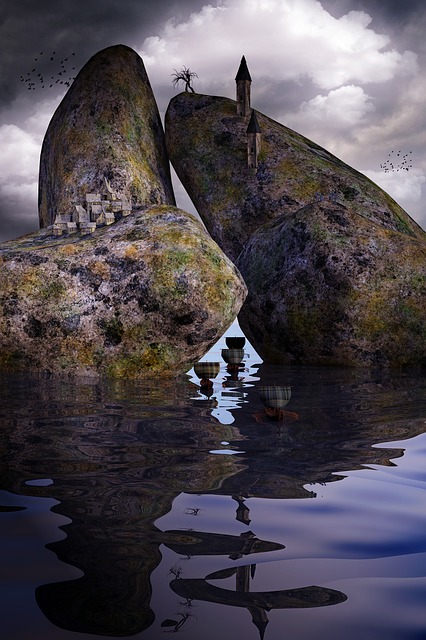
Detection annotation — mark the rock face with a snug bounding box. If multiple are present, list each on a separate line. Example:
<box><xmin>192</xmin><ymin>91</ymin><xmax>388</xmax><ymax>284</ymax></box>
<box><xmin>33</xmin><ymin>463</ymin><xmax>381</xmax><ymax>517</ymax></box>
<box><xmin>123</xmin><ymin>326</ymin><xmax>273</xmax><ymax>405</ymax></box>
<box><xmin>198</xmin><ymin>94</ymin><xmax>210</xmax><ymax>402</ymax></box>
<box><xmin>237</xmin><ymin>201</ymin><xmax>426</xmax><ymax>367</ymax></box>
<box><xmin>0</xmin><ymin>206</ymin><xmax>247</xmax><ymax>378</ymax></box>
<box><xmin>165</xmin><ymin>93</ymin><xmax>424</xmax><ymax>262</ymax></box>
<box><xmin>166</xmin><ymin>93</ymin><xmax>426</xmax><ymax>367</ymax></box>
<box><xmin>39</xmin><ymin>45</ymin><xmax>175</xmax><ymax>228</ymax></box>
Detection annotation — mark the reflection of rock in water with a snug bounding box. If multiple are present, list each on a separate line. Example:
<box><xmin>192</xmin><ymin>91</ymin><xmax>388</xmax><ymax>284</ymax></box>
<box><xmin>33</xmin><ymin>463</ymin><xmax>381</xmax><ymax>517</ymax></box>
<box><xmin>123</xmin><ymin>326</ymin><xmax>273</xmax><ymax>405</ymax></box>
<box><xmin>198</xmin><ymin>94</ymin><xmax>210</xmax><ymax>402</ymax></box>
<box><xmin>35</xmin><ymin>545</ymin><xmax>158</xmax><ymax>635</ymax></box>
<box><xmin>163</xmin><ymin>529</ymin><xmax>284</xmax><ymax>559</ymax></box>
<box><xmin>0</xmin><ymin>369</ymin><xmax>425</xmax><ymax>636</ymax></box>
<box><xmin>0</xmin><ymin>375</ymin><xmax>245</xmax><ymax>636</ymax></box>
<box><xmin>170</xmin><ymin>571</ymin><xmax>347</xmax><ymax>640</ymax></box>
<box><xmin>171</xmin><ymin>576</ymin><xmax>347</xmax><ymax>609</ymax></box>
<box><xmin>164</xmin><ymin>523</ymin><xmax>346</xmax><ymax>638</ymax></box>
<box><xmin>209</xmin><ymin>365</ymin><xmax>426</xmax><ymax>499</ymax></box>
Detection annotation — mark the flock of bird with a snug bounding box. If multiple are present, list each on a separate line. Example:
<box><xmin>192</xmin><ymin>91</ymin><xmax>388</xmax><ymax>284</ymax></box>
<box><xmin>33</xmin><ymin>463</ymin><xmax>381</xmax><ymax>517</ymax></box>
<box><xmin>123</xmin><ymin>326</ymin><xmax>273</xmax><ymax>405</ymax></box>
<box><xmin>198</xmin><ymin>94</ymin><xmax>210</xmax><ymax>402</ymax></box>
<box><xmin>17</xmin><ymin>57</ymin><xmax>418</xmax><ymax>179</ymax></box>
<box><xmin>20</xmin><ymin>50</ymin><xmax>77</xmax><ymax>91</ymax></box>
<box><xmin>380</xmin><ymin>150</ymin><xmax>413</xmax><ymax>173</ymax></box>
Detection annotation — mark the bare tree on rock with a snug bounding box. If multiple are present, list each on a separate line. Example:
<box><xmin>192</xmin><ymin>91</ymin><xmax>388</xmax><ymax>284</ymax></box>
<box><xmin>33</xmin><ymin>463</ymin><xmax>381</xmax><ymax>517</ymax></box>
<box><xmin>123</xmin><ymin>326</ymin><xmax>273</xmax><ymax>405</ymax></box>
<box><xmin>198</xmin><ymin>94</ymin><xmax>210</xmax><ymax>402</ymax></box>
<box><xmin>172</xmin><ymin>66</ymin><xmax>198</xmax><ymax>93</ymax></box>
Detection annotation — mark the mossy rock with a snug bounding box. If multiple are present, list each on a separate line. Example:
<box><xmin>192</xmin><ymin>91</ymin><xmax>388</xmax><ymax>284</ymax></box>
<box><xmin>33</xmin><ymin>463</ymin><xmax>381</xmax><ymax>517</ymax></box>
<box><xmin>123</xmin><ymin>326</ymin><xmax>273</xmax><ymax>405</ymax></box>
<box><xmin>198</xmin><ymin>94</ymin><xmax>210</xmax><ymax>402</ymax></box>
<box><xmin>237</xmin><ymin>201</ymin><xmax>426</xmax><ymax>367</ymax></box>
<box><xmin>165</xmin><ymin>93</ymin><xmax>424</xmax><ymax>262</ymax></box>
<box><xmin>39</xmin><ymin>45</ymin><xmax>175</xmax><ymax>227</ymax></box>
<box><xmin>0</xmin><ymin>206</ymin><xmax>247</xmax><ymax>378</ymax></box>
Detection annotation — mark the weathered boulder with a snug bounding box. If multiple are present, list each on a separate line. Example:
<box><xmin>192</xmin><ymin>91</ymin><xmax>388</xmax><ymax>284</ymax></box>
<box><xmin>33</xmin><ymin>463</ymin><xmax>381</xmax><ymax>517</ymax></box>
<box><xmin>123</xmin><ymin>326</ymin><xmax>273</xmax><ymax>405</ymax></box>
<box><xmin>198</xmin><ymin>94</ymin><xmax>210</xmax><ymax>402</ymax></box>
<box><xmin>165</xmin><ymin>93</ymin><xmax>424</xmax><ymax>262</ymax></box>
<box><xmin>0</xmin><ymin>206</ymin><xmax>247</xmax><ymax>378</ymax></box>
<box><xmin>39</xmin><ymin>44</ymin><xmax>175</xmax><ymax>228</ymax></box>
<box><xmin>237</xmin><ymin>201</ymin><xmax>426</xmax><ymax>367</ymax></box>
<box><xmin>166</xmin><ymin>92</ymin><xmax>426</xmax><ymax>367</ymax></box>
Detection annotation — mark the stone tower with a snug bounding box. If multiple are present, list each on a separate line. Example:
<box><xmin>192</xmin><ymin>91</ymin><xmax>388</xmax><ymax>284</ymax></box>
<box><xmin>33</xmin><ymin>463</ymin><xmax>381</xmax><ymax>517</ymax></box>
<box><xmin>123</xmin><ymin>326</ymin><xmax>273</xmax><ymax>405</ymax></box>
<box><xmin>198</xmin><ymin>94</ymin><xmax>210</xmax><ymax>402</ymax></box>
<box><xmin>247</xmin><ymin>110</ymin><xmax>261</xmax><ymax>172</ymax></box>
<box><xmin>235</xmin><ymin>56</ymin><xmax>252</xmax><ymax>117</ymax></box>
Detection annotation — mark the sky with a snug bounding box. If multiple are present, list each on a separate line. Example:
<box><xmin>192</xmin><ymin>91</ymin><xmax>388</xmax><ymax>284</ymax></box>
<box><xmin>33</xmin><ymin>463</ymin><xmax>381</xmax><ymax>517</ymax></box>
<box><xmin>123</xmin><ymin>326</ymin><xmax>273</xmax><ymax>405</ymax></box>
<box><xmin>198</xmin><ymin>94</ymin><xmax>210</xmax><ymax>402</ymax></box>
<box><xmin>1</xmin><ymin>0</ymin><xmax>426</xmax><ymax>242</ymax></box>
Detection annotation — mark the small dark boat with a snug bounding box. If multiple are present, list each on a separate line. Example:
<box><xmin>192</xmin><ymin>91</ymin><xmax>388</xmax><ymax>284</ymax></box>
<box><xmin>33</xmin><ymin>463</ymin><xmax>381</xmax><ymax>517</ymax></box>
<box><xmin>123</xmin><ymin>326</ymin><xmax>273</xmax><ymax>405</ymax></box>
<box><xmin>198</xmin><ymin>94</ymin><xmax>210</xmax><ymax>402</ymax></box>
<box><xmin>226</xmin><ymin>336</ymin><xmax>246</xmax><ymax>349</ymax></box>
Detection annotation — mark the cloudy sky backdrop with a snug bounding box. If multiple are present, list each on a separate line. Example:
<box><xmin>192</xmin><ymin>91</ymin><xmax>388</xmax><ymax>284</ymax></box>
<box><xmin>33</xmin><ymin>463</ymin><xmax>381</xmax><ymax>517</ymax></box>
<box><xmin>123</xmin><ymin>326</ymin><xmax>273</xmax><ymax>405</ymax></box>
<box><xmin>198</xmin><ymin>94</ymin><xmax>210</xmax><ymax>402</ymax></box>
<box><xmin>1</xmin><ymin>0</ymin><xmax>426</xmax><ymax>242</ymax></box>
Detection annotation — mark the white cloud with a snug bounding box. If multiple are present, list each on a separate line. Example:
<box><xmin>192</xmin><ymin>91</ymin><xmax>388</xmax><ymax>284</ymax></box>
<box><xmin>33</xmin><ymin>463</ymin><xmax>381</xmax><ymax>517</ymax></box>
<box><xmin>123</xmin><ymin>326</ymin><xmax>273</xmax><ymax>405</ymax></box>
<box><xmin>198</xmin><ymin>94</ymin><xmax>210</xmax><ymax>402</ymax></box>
<box><xmin>24</xmin><ymin>97</ymin><xmax>62</xmax><ymax>139</ymax></box>
<box><xmin>137</xmin><ymin>0</ymin><xmax>417</xmax><ymax>107</ymax></box>
<box><xmin>285</xmin><ymin>85</ymin><xmax>374</xmax><ymax>135</ymax></box>
<box><xmin>1</xmin><ymin>179</ymin><xmax>38</xmax><ymax>201</ymax></box>
<box><xmin>0</xmin><ymin>123</ymin><xmax>42</xmax><ymax>240</ymax></box>
<box><xmin>0</xmin><ymin>124</ymin><xmax>40</xmax><ymax>182</ymax></box>
<box><xmin>363</xmin><ymin>169</ymin><xmax>425</xmax><ymax>205</ymax></box>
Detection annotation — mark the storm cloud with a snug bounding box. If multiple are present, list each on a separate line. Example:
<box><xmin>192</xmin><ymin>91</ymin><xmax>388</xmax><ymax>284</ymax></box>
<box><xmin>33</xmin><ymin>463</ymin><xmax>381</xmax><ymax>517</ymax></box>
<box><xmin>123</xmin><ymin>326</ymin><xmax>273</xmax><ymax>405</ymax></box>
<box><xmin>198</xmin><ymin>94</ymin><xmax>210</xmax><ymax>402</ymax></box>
<box><xmin>0</xmin><ymin>0</ymin><xmax>425</xmax><ymax>241</ymax></box>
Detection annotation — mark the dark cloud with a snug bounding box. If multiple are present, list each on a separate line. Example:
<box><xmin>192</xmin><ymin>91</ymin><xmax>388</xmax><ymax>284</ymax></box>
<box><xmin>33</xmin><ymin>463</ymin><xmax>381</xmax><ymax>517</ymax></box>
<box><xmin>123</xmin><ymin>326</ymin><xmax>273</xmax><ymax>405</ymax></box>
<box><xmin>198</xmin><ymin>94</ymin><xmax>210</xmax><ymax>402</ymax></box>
<box><xmin>255</xmin><ymin>77</ymin><xmax>320</xmax><ymax>120</ymax></box>
<box><xmin>0</xmin><ymin>205</ymin><xmax>38</xmax><ymax>243</ymax></box>
<box><xmin>0</xmin><ymin>0</ymin><xmax>201</xmax><ymax>110</ymax></box>
<box><xmin>322</xmin><ymin>0</ymin><xmax>423</xmax><ymax>24</ymax></box>
<box><xmin>0</xmin><ymin>0</ymin><xmax>207</xmax><ymax>241</ymax></box>
<box><xmin>1</xmin><ymin>0</ymin><xmax>426</xmax><ymax>241</ymax></box>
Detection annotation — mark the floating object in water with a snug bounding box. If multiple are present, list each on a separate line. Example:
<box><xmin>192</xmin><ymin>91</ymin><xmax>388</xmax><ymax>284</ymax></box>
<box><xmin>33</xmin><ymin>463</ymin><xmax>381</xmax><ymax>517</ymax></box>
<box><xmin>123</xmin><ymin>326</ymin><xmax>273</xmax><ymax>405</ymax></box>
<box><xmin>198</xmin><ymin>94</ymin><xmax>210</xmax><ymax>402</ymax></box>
<box><xmin>226</xmin><ymin>336</ymin><xmax>246</xmax><ymax>349</ymax></box>
<box><xmin>194</xmin><ymin>362</ymin><xmax>220</xmax><ymax>380</ymax></box>
<box><xmin>258</xmin><ymin>385</ymin><xmax>291</xmax><ymax>408</ymax></box>
<box><xmin>221</xmin><ymin>348</ymin><xmax>244</xmax><ymax>365</ymax></box>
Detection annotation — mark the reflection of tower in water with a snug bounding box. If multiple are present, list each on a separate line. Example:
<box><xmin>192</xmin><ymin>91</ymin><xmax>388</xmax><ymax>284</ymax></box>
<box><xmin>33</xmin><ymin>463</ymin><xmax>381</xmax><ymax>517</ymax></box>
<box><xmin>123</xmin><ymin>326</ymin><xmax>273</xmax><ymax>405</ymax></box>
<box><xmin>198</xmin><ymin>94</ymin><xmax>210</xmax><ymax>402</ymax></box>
<box><xmin>169</xmin><ymin>549</ymin><xmax>347</xmax><ymax>640</ymax></box>
<box><xmin>165</xmin><ymin>496</ymin><xmax>346</xmax><ymax>639</ymax></box>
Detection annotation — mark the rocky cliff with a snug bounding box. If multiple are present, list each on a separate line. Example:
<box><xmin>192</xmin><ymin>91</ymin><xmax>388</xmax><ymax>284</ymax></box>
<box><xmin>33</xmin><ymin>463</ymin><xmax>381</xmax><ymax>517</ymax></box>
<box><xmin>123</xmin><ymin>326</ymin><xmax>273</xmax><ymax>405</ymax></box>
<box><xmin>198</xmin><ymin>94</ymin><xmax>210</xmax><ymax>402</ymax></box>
<box><xmin>237</xmin><ymin>201</ymin><xmax>426</xmax><ymax>367</ymax></box>
<box><xmin>165</xmin><ymin>93</ymin><xmax>424</xmax><ymax>262</ymax></box>
<box><xmin>39</xmin><ymin>44</ymin><xmax>175</xmax><ymax>228</ymax></box>
<box><xmin>166</xmin><ymin>92</ymin><xmax>426</xmax><ymax>367</ymax></box>
<box><xmin>0</xmin><ymin>206</ymin><xmax>247</xmax><ymax>378</ymax></box>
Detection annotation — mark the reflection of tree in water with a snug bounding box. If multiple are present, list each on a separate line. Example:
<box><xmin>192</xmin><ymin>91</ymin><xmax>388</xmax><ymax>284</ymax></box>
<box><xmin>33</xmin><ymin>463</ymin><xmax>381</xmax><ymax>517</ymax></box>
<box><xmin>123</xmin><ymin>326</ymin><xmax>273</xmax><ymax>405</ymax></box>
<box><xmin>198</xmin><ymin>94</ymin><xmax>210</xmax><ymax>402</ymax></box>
<box><xmin>162</xmin><ymin>528</ymin><xmax>346</xmax><ymax>638</ymax></box>
<box><xmin>161</xmin><ymin>596</ymin><xmax>195</xmax><ymax>632</ymax></box>
<box><xmin>0</xmin><ymin>370</ymin><xmax>424</xmax><ymax>636</ymax></box>
<box><xmin>170</xmin><ymin>565</ymin><xmax>347</xmax><ymax>640</ymax></box>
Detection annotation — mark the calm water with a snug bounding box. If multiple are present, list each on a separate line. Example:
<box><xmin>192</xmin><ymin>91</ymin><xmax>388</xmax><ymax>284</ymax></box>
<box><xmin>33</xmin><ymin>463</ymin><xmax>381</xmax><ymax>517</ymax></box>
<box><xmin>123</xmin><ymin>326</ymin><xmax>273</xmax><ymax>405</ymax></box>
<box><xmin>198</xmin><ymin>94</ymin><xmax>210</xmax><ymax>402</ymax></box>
<box><xmin>1</xmin><ymin>330</ymin><xmax>426</xmax><ymax>640</ymax></box>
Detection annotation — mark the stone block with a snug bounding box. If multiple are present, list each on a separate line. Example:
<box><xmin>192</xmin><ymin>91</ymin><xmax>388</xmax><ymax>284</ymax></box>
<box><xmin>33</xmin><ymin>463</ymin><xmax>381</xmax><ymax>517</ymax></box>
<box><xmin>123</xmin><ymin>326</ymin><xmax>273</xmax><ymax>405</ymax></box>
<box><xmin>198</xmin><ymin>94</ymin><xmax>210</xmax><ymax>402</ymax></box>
<box><xmin>79</xmin><ymin>222</ymin><xmax>96</xmax><ymax>234</ymax></box>
<box><xmin>74</xmin><ymin>204</ymin><xmax>89</xmax><ymax>223</ymax></box>
<box><xmin>111</xmin><ymin>201</ymin><xmax>123</xmax><ymax>212</ymax></box>
<box><xmin>90</xmin><ymin>204</ymin><xmax>103</xmax><ymax>222</ymax></box>
<box><xmin>66</xmin><ymin>222</ymin><xmax>78</xmax><ymax>233</ymax></box>
<box><xmin>86</xmin><ymin>193</ymin><xmax>101</xmax><ymax>203</ymax></box>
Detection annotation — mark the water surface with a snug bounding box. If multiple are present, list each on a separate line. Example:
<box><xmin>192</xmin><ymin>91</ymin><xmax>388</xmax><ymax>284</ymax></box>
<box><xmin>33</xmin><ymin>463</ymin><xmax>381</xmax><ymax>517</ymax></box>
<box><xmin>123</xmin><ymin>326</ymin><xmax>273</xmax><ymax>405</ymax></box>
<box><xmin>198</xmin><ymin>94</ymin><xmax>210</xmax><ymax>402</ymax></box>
<box><xmin>1</xmin><ymin>337</ymin><xmax>425</xmax><ymax>640</ymax></box>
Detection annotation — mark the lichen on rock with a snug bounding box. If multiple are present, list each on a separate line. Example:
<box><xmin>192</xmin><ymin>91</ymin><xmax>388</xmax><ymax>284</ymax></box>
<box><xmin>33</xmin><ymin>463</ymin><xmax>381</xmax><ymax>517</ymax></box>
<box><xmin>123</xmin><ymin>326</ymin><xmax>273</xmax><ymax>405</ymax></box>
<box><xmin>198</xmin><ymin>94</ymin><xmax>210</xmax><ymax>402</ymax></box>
<box><xmin>237</xmin><ymin>201</ymin><xmax>426</xmax><ymax>367</ymax></box>
<box><xmin>0</xmin><ymin>206</ymin><xmax>247</xmax><ymax>378</ymax></box>
<box><xmin>165</xmin><ymin>93</ymin><xmax>424</xmax><ymax>263</ymax></box>
<box><xmin>166</xmin><ymin>91</ymin><xmax>426</xmax><ymax>368</ymax></box>
<box><xmin>39</xmin><ymin>44</ymin><xmax>175</xmax><ymax>228</ymax></box>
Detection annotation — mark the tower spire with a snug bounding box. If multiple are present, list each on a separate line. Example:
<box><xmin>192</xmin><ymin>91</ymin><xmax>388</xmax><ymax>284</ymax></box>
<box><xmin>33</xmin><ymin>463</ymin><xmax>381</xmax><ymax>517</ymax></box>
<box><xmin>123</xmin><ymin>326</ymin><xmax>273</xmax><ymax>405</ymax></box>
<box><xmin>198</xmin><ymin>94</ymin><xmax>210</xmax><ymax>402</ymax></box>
<box><xmin>235</xmin><ymin>55</ymin><xmax>252</xmax><ymax>117</ymax></box>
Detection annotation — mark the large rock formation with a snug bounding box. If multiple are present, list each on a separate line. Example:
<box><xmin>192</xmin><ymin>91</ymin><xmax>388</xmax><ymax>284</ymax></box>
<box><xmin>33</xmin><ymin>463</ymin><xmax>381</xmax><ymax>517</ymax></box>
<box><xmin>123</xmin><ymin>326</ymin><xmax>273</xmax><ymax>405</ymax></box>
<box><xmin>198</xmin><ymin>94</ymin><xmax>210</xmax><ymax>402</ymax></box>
<box><xmin>165</xmin><ymin>93</ymin><xmax>424</xmax><ymax>262</ymax></box>
<box><xmin>39</xmin><ymin>44</ymin><xmax>175</xmax><ymax>228</ymax></box>
<box><xmin>0</xmin><ymin>206</ymin><xmax>247</xmax><ymax>378</ymax></box>
<box><xmin>237</xmin><ymin>201</ymin><xmax>426</xmax><ymax>367</ymax></box>
<box><xmin>166</xmin><ymin>93</ymin><xmax>426</xmax><ymax>367</ymax></box>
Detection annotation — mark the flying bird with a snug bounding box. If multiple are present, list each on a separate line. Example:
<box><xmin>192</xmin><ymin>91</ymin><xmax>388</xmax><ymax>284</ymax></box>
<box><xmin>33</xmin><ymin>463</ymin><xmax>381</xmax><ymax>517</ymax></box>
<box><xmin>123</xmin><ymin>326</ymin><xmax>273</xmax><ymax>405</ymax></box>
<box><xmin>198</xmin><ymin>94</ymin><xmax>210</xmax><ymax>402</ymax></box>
<box><xmin>380</xmin><ymin>149</ymin><xmax>413</xmax><ymax>173</ymax></box>
<box><xmin>20</xmin><ymin>49</ymin><xmax>79</xmax><ymax>92</ymax></box>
